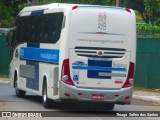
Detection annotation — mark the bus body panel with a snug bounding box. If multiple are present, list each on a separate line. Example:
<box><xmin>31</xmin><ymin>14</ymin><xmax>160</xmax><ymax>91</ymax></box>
<box><xmin>68</xmin><ymin>7</ymin><xmax>136</xmax><ymax>89</ymax></box>
<box><xmin>9</xmin><ymin>3</ymin><xmax>136</xmax><ymax>106</ymax></box>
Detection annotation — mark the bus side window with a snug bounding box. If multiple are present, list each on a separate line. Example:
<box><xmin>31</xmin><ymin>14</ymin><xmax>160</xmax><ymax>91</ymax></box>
<box><xmin>53</xmin><ymin>13</ymin><xmax>63</xmax><ymax>43</ymax></box>
<box><xmin>48</xmin><ymin>15</ymin><xmax>55</xmax><ymax>43</ymax></box>
<box><xmin>50</xmin><ymin>12</ymin><xmax>63</xmax><ymax>43</ymax></box>
<box><xmin>41</xmin><ymin>15</ymin><xmax>48</xmax><ymax>42</ymax></box>
<box><xmin>39</xmin><ymin>15</ymin><xmax>44</xmax><ymax>43</ymax></box>
<box><xmin>15</xmin><ymin>12</ymin><xmax>64</xmax><ymax>44</ymax></box>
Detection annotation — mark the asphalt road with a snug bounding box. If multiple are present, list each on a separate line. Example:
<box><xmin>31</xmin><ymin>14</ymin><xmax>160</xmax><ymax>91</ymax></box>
<box><xmin>0</xmin><ymin>84</ymin><xmax>160</xmax><ymax>120</ymax></box>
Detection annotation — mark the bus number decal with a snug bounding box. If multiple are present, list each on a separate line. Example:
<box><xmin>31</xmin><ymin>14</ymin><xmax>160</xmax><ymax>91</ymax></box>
<box><xmin>97</xmin><ymin>12</ymin><xmax>107</xmax><ymax>31</ymax></box>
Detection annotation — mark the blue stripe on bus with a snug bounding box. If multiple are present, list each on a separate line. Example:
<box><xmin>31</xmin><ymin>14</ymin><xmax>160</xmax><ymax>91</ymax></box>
<box><xmin>20</xmin><ymin>47</ymin><xmax>59</xmax><ymax>63</ymax></box>
<box><xmin>31</xmin><ymin>10</ymin><xmax>44</xmax><ymax>16</ymax></box>
<box><xmin>26</xmin><ymin>43</ymin><xmax>40</xmax><ymax>91</ymax></box>
<box><xmin>72</xmin><ymin>66</ymin><xmax>126</xmax><ymax>71</ymax></box>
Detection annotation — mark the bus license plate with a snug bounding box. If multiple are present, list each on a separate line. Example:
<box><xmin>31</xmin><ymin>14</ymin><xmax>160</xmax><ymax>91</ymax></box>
<box><xmin>92</xmin><ymin>94</ymin><xmax>104</xmax><ymax>100</ymax></box>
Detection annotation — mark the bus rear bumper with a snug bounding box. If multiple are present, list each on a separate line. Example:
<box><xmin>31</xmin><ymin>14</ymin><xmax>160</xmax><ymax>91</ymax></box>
<box><xmin>59</xmin><ymin>82</ymin><xmax>133</xmax><ymax>105</ymax></box>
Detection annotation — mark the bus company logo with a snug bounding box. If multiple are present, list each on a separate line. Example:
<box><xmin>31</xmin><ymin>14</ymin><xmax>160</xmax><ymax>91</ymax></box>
<box><xmin>72</xmin><ymin>61</ymin><xmax>87</xmax><ymax>66</ymax></box>
<box><xmin>113</xmin><ymin>62</ymin><xmax>127</xmax><ymax>69</ymax></box>
<box><xmin>97</xmin><ymin>51</ymin><xmax>103</xmax><ymax>56</ymax></box>
<box><xmin>97</xmin><ymin>12</ymin><xmax>107</xmax><ymax>31</ymax></box>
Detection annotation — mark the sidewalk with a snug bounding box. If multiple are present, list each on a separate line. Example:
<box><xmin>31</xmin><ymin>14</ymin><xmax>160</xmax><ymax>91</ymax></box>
<box><xmin>0</xmin><ymin>78</ymin><xmax>10</xmax><ymax>84</ymax></box>
<box><xmin>133</xmin><ymin>89</ymin><xmax>160</xmax><ymax>104</ymax></box>
<box><xmin>0</xmin><ymin>78</ymin><xmax>160</xmax><ymax>104</ymax></box>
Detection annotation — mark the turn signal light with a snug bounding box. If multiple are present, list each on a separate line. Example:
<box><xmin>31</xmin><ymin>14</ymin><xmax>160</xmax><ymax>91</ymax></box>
<box><xmin>122</xmin><ymin>62</ymin><xmax>135</xmax><ymax>88</ymax></box>
<box><xmin>61</xmin><ymin>59</ymin><xmax>75</xmax><ymax>86</ymax></box>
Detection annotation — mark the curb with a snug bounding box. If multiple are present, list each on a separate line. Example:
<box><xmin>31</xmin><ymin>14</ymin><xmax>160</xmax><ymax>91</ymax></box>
<box><xmin>133</xmin><ymin>95</ymin><xmax>160</xmax><ymax>104</ymax></box>
<box><xmin>0</xmin><ymin>79</ymin><xmax>160</xmax><ymax>104</ymax></box>
<box><xmin>0</xmin><ymin>80</ymin><xmax>10</xmax><ymax>84</ymax></box>
<box><xmin>0</xmin><ymin>79</ymin><xmax>10</xmax><ymax>85</ymax></box>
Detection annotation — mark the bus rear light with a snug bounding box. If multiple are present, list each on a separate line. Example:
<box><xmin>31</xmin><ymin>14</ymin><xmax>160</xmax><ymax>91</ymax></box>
<box><xmin>122</xmin><ymin>62</ymin><xmax>135</xmax><ymax>88</ymax></box>
<box><xmin>96</xmin><ymin>32</ymin><xmax>107</xmax><ymax>34</ymax></box>
<box><xmin>62</xmin><ymin>75</ymin><xmax>68</xmax><ymax>81</ymax></box>
<box><xmin>114</xmin><ymin>94</ymin><xmax>119</xmax><ymax>97</ymax></box>
<box><xmin>64</xmin><ymin>93</ymin><xmax>70</xmax><ymax>97</ymax></box>
<box><xmin>72</xmin><ymin>6</ymin><xmax>78</xmax><ymax>10</ymax></box>
<box><xmin>61</xmin><ymin>59</ymin><xmax>75</xmax><ymax>86</ymax></box>
<box><xmin>125</xmin><ymin>96</ymin><xmax>130</xmax><ymax>99</ymax></box>
<box><xmin>126</xmin><ymin>8</ymin><xmax>131</xmax><ymax>13</ymax></box>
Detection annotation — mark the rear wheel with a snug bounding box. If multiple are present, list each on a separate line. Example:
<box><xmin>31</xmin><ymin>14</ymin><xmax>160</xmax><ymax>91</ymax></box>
<box><xmin>42</xmin><ymin>79</ymin><xmax>52</xmax><ymax>108</ymax></box>
<box><xmin>14</xmin><ymin>72</ymin><xmax>26</xmax><ymax>97</ymax></box>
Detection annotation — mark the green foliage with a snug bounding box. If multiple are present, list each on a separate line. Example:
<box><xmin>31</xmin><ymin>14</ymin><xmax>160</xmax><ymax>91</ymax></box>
<box><xmin>38</xmin><ymin>0</ymin><xmax>109</xmax><ymax>5</ymax></box>
<box><xmin>0</xmin><ymin>2</ymin><xmax>13</xmax><ymax>20</ymax></box>
<box><xmin>0</xmin><ymin>1</ymin><xmax>14</xmax><ymax>27</ymax></box>
<box><xmin>124</xmin><ymin>0</ymin><xmax>160</xmax><ymax>26</ymax></box>
<box><xmin>143</xmin><ymin>0</ymin><xmax>160</xmax><ymax>26</ymax></box>
<box><xmin>0</xmin><ymin>17</ymin><xmax>14</xmax><ymax>28</ymax></box>
<box><xmin>0</xmin><ymin>0</ymin><xmax>160</xmax><ymax>28</ymax></box>
<box><xmin>135</xmin><ymin>11</ymin><xmax>144</xmax><ymax>23</ymax></box>
<box><xmin>0</xmin><ymin>0</ymin><xmax>27</xmax><ymax>27</ymax></box>
<box><xmin>137</xmin><ymin>24</ymin><xmax>160</xmax><ymax>38</ymax></box>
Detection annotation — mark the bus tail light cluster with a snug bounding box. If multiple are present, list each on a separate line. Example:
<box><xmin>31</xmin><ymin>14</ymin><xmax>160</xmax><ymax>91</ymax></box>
<box><xmin>72</xmin><ymin>6</ymin><xmax>78</xmax><ymax>10</ymax></box>
<box><xmin>122</xmin><ymin>62</ymin><xmax>135</xmax><ymax>88</ymax></box>
<box><xmin>125</xmin><ymin>8</ymin><xmax>131</xmax><ymax>13</ymax></box>
<box><xmin>61</xmin><ymin>59</ymin><xmax>75</xmax><ymax>86</ymax></box>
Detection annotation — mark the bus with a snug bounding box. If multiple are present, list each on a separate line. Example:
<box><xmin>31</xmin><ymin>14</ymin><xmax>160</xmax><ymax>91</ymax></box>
<box><xmin>9</xmin><ymin>3</ymin><xmax>136</xmax><ymax>110</ymax></box>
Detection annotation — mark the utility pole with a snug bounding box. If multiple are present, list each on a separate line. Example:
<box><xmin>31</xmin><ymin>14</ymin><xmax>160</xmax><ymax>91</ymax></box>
<box><xmin>116</xmin><ymin>0</ymin><xmax>120</xmax><ymax>7</ymax></box>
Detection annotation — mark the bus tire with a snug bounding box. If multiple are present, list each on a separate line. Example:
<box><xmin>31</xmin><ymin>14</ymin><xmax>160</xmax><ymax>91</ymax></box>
<box><xmin>14</xmin><ymin>72</ymin><xmax>26</xmax><ymax>97</ymax></box>
<box><xmin>42</xmin><ymin>79</ymin><xmax>52</xmax><ymax>108</ymax></box>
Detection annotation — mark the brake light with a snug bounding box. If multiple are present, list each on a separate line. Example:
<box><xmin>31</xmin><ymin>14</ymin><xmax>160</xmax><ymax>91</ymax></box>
<box><xmin>72</xmin><ymin>6</ymin><xmax>78</xmax><ymax>10</ymax></box>
<box><xmin>61</xmin><ymin>59</ymin><xmax>75</xmax><ymax>86</ymax></box>
<box><xmin>64</xmin><ymin>93</ymin><xmax>70</xmax><ymax>97</ymax></box>
<box><xmin>126</xmin><ymin>8</ymin><xmax>131</xmax><ymax>13</ymax></box>
<box><xmin>122</xmin><ymin>62</ymin><xmax>134</xmax><ymax>88</ymax></box>
<box><xmin>125</xmin><ymin>96</ymin><xmax>130</xmax><ymax>99</ymax></box>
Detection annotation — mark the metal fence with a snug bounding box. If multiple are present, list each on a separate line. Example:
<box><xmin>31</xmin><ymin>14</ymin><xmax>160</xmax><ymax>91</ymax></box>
<box><xmin>134</xmin><ymin>38</ymin><xmax>160</xmax><ymax>89</ymax></box>
<box><xmin>0</xmin><ymin>34</ymin><xmax>160</xmax><ymax>89</ymax></box>
<box><xmin>0</xmin><ymin>35</ymin><xmax>11</xmax><ymax>77</ymax></box>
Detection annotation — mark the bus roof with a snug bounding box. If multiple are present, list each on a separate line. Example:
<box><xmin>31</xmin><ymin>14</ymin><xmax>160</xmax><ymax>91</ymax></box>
<box><xmin>19</xmin><ymin>3</ymin><xmax>128</xmax><ymax>15</ymax></box>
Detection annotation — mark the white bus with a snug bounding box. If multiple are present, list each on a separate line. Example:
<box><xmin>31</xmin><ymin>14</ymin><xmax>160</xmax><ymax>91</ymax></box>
<box><xmin>9</xmin><ymin>3</ymin><xmax>136</xmax><ymax>110</ymax></box>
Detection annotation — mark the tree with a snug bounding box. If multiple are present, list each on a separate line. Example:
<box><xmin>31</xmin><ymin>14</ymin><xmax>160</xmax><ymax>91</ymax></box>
<box><xmin>1</xmin><ymin>0</ymin><xmax>160</xmax><ymax>27</ymax></box>
<box><xmin>123</xmin><ymin>0</ymin><xmax>160</xmax><ymax>26</ymax></box>
<box><xmin>0</xmin><ymin>1</ymin><xmax>13</xmax><ymax>27</ymax></box>
<box><xmin>0</xmin><ymin>1</ymin><xmax>12</xmax><ymax>20</ymax></box>
<box><xmin>143</xmin><ymin>0</ymin><xmax>160</xmax><ymax>25</ymax></box>
<box><xmin>0</xmin><ymin>0</ymin><xmax>28</xmax><ymax>27</ymax></box>
<box><xmin>1</xmin><ymin>0</ymin><xmax>28</xmax><ymax>16</ymax></box>
<box><xmin>38</xmin><ymin>0</ymin><xmax>101</xmax><ymax>5</ymax></box>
